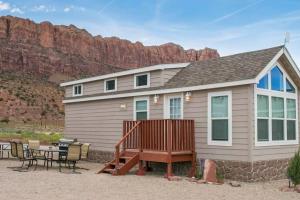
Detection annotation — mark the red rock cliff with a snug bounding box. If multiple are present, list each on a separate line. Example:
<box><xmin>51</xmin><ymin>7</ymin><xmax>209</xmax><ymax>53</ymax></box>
<box><xmin>0</xmin><ymin>16</ymin><xmax>219</xmax><ymax>79</ymax></box>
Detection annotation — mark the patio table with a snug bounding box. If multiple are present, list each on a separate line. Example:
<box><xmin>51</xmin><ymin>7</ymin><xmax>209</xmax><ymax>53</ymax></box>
<box><xmin>30</xmin><ymin>147</ymin><xmax>67</xmax><ymax>170</ymax></box>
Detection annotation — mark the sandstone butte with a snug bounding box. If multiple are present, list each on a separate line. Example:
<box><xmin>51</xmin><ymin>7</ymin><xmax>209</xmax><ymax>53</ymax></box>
<box><xmin>0</xmin><ymin>15</ymin><xmax>219</xmax><ymax>124</ymax></box>
<box><xmin>0</xmin><ymin>15</ymin><xmax>219</xmax><ymax>80</ymax></box>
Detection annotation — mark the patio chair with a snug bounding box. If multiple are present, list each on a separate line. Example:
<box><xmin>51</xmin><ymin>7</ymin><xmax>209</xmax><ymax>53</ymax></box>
<box><xmin>10</xmin><ymin>141</ymin><xmax>17</xmax><ymax>158</ymax></box>
<box><xmin>59</xmin><ymin>143</ymin><xmax>82</xmax><ymax>173</ymax></box>
<box><xmin>16</xmin><ymin>142</ymin><xmax>37</xmax><ymax>170</ymax></box>
<box><xmin>6</xmin><ymin>141</ymin><xmax>19</xmax><ymax>169</ymax></box>
<box><xmin>28</xmin><ymin>140</ymin><xmax>46</xmax><ymax>166</ymax></box>
<box><xmin>81</xmin><ymin>143</ymin><xmax>91</xmax><ymax>160</ymax></box>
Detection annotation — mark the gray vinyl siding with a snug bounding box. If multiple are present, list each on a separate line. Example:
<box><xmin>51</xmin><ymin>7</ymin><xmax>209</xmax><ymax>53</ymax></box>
<box><xmin>64</xmin><ymin>70</ymin><xmax>166</xmax><ymax>98</ymax></box>
<box><xmin>183</xmin><ymin>85</ymin><xmax>252</xmax><ymax>162</ymax></box>
<box><xmin>64</xmin><ymin>95</ymin><xmax>164</xmax><ymax>151</ymax></box>
<box><xmin>162</xmin><ymin>68</ymin><xmax>181</xmax><ymax>84</ymax></box>
<box><xmin>64</xmin><ymin>85</ymin><xmax>252</xmax><ymax>161</ymax></box>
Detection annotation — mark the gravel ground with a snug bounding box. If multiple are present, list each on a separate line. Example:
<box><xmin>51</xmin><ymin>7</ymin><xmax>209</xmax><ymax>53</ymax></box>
<box><xmin>0</xmin><ymin>160</ymin><xmax>299</xmax><ymax>200</ymax></box>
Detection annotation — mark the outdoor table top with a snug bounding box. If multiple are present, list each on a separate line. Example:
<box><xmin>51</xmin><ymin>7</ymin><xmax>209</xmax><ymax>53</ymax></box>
<box><xmin>29</xmin><ymin>146</ymin><xmax>67</xmax><ymax>153</ymax></box>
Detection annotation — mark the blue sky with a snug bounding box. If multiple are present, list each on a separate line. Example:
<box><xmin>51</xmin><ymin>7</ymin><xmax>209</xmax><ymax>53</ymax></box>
<box><xmin>1</xmin><ymin>0</ymin><xmax>300</xmax><ymax>65</ymax></box>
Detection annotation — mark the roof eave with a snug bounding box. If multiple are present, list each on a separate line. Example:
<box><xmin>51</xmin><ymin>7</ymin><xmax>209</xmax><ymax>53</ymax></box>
<box><xmin>60</xmin><ymin>63</ymin><xmax>190</xmax><ymax>87</ymax></box>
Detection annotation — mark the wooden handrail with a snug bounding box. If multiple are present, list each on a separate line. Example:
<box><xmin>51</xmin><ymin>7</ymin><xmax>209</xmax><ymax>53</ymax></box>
<box><xmin>115</xmin><ymin>121</ymin><xmax>141</xmax><ymax>170</ymax></box>
<box><xmin>115</xmin><ymin>121</ymin><xmax>141</xmax><ymax>148</ymax></box>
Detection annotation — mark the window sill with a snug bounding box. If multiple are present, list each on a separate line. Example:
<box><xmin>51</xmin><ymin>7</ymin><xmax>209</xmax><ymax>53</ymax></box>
<box><xmin>208</xmin><ymin>140</ymin><xmax>232</xmax><ymax>146</ymax></box>
<box><xmin>104</xmin><ymin>89</ymin><xmax>117</xmax><ymax>93</ymax></box>
<box><xmin>134</xmin><ymin>85</ymin><xmax>150</xmax><ymax>89</ymax></box>
<box><xmin>255</xmin><ymin>140</ymin><xmax>299</xmax><ymax>147</ymax></box>
<box><xmin>73</xmin><ymin>94</ymin><xmax>83</xmax><ymax>97</ymax></box>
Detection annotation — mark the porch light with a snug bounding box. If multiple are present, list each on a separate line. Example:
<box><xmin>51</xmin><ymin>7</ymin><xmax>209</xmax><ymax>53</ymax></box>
<box><xmin>120</xmin><ymin>103</ymin><xmax>127</xmax><ymax>110</ymax></box>
<box><xmin>185</xmin><ymin>92</ymin><xmax>192</xmax><ymax>102</ymax></box>
<box><xmin>153</xmin><ymin>94</ymin><xmax>159</xmax><ymax>104</ymax></box>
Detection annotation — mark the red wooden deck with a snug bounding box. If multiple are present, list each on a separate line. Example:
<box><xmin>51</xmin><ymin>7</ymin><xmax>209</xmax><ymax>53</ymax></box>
<box><xmin>98</xmin><ymin>119</ymin><xmax>196</xmax><ymax>178</ymax></box>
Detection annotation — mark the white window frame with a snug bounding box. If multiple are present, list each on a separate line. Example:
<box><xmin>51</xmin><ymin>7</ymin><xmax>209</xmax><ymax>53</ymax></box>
<box><xmin>207</xmin><ymin>91</ymin><xmax>232</xmax><ymax>146</ymax></box>
<box><xmin>163</xmin><ymin>94</ymin><xmax>184</xmax><ymax>119</ymax></box>
<box><xmin>104</xmin><ymin>78</ymin><xmax>117</xmax><ymax>93</ymax></box>
<box><xmin>133</xmin><ymin>96</ymin><xmax>150</xmax><ymax>120</ymax></box>
<box><xmin>73</xmin><ymin>84</ymin><xmax>83</xmax><ymax>96</ymax></box>
<box><xmin>134</xmin><ymin>73</ymin><xmax>150</xmax><ymax>89</ymax></box>
<box><xmin>255</xmin><ymin>63</ymin><xmax>299</xmax><ymax>146</ymax></box>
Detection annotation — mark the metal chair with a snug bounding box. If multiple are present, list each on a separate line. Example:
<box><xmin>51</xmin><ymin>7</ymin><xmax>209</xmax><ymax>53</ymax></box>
<box><xmin>28</xmin><ymin>140</ymin><xmax>46</xmax><ymax>166</ymax></box>
<box><xmin>59</xmin><ymin>143</ymin><xmax>82</xmax><ymax>173</ymax></box>
<box><xmin>16</xmin><ymin>142</ymin><xmax>37</xmax><ymax>170</ymax></box>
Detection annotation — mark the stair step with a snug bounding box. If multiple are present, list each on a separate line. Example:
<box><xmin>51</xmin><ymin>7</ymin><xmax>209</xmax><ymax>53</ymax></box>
<box><xmin>110</xmin><ymin>163</ymin><xmax>125</xmax><ymax>167</ymax></box>
<box><xmin>103</xmin><ymin>168</ymin><xmax>116</xmax><ymax>174</ymax></box>
<box><xmin>120</xmin><ymin>156</ymin><xmax>133</xmax><ymax>160</ymax></box>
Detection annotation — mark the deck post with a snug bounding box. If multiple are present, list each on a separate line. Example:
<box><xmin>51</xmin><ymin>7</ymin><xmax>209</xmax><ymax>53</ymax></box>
<box><xmin>166</xmin><ymin>120</ymin><xmax>173</xmax><ymax>179</ymax></box>
<box><xmin>137</xmin><ymin>121</ymin><xmax>145</xmax><ymax>176</ymax></box>
<box><xmin>189</xmin><ymin>120</ymin><xmax>196</xmax><ymax>177</ymax></box>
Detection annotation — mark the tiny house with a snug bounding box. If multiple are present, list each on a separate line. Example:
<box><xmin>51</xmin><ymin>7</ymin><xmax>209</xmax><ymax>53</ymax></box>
<box><xmin>61</xmin><ymin>46</ymin><xmax>300</xmax><ymax>181</ymax></box>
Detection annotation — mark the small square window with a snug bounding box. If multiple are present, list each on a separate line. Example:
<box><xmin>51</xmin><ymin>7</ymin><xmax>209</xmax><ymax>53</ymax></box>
<box><xmin>73</xmin><ymin>84</ymin><xmax>83</xmax><ymax>96</ymax></box>
<box><xmin>105</xmin><ymin>79</ymin><xmax>116</xmax><ymax>92</ymax></box>
<box><xmin>135</xmin><ymin>74</ymin><xmax>149</xmax><ymax>88</ymax></box>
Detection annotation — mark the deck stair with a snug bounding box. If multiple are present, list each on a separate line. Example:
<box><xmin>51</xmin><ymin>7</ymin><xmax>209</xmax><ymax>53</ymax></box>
<box><xmin>98</xmin><ymin>119</ymin><xmax>196</xmax><ymax>178</ymax></box>
<box><xmin>98</xmin><ymin>153</ymin><xmax>139</xmax><ymax>175</ymax></box>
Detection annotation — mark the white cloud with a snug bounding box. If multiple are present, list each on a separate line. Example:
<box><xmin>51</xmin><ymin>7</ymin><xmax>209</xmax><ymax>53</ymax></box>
<box><xmin>32</xmin><ymin>5</ymin><xmax>56</xmax><ymax>12</ymax></box>
<box><xmin>10</xmin><ymin>7</ymin><xmax>23</xmax><ymax>14</ymax></box>
<box><xmin>64</xmin><ymin>5</ymin><xmax>85</xmax><ymax>13</ymax></box>
<box><xmin>0</xmin><ymin>1</ymin><xmax>10</xmax><ymax>10</ymax></box>
<box><xmin>64</xmin><ymin>7</ymin><xmax>70</xmax><ymax>12</ymax></box>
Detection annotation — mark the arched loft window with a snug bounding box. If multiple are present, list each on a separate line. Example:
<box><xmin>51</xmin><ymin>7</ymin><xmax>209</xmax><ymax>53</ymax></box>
<box><xmin>271</xmin><ymin>66</ymin><xmax>284</xmax><ymax>91</ymax></box>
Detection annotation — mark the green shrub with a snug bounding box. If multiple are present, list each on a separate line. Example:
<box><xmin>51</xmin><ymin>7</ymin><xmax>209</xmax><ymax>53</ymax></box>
<box><xmin>195</xmin><ymin>166</ymin><xmax>203</xmax><ymax>179</ymax></box>
<box><xmin>0</xmin><ymin>117</ymin><xmax>9</xmax><ymax>124</ymax></box>
<box><xmin>287</xmin><ymin>151</ymin><xmax>300</xmax><ymax>186</ymax></box>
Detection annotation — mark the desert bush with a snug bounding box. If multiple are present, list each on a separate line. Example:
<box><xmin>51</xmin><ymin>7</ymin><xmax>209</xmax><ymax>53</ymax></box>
<box><xmin>287</xmin><ymin>151</ymin><xmax>300</xmax><ymax>186</ymax></box>
<box><xmin>0</xmin><ymin>117</ymin><xmax>9</xmax><ymax>123</ymax></box>
<box><xmin>195</xmin><ymin>166</ymin><xmax>203</xmax><ymax>179</ymax></box>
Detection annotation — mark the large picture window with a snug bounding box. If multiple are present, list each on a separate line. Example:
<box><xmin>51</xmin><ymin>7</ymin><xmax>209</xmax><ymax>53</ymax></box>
<box><xmin>256</xmin><ymin>65</ymin><xmax>298</xmax><ymax>146</ymax></box>
<box><xmin>208</xmin><ymin>91</ymin><xmax>232</xmax><ymax>146</ymax></box>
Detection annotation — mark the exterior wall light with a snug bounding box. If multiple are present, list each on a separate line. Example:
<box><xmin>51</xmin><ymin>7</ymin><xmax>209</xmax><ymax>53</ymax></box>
<box><xmin>153</xmin><ymin>94</ymin><xmax>159</xmax><ymax>104</ymax></box>
<box><xmin>120</xmin><ymin>104</ymin><xmax>127</xmax><ymax>110</ymax></box>
<box><xmin>185</xmin><ymin>92</ymin><xmax>192</xmax><ymax>102</ymax></box>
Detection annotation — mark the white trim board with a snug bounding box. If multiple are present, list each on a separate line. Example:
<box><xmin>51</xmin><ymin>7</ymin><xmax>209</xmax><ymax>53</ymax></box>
<box><xmin>63</xmin><ymin>79</ymin><xmax>255</xmax><ymax>103</ymax></box>
<box><xmin>60</xmin><ymin>63</ymin><xmax>190</xmax><ymax>87</ymax></box>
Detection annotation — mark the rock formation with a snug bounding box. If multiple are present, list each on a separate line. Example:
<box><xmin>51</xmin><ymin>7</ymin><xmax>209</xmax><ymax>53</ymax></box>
<box><xmin>0</xmin><ymin>15</ymin><xmax>219</xmax><ymax>125</ymax></box>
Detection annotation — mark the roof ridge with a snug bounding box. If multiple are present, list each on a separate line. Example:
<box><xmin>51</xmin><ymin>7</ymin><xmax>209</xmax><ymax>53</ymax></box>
<box><xmin>219</xmin><ymin>45</ymin><xmax>284</xmax><ymax>59</ymax></box>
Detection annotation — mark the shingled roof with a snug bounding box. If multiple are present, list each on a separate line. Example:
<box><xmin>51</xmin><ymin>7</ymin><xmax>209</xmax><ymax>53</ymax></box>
<box><xmin>164</xmin><ymin>45</ymin><xmax>284</xmax><ymax>88</ymax></box>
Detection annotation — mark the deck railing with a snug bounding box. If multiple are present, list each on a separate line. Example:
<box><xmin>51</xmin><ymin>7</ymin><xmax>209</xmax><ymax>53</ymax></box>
<box><xmin>122</xmin><ymin>119</ymin><xmax>195</xmax><ymax>152</ymax></box>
